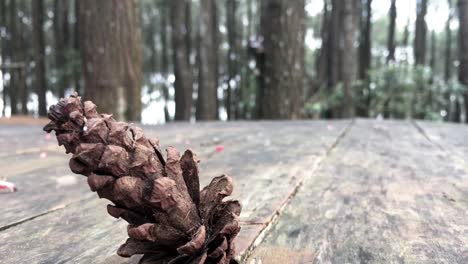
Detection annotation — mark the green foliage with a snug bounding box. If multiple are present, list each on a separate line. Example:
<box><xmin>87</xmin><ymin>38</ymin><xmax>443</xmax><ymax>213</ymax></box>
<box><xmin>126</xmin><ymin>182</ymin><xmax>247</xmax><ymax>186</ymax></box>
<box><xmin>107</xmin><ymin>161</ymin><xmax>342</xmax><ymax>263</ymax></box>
<box><xmin>306</xmin><ymin>63</ymin><xmax>465</xmax><ymax>121</ymax></box>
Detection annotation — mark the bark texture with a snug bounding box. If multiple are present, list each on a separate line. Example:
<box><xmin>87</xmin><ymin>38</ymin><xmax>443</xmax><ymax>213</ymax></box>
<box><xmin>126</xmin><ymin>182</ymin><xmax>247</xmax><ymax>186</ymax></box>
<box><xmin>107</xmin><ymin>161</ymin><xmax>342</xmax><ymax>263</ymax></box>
<box><xmin>226</xmin><ymin>0</ymin><xmax>242</xmax><ymax>120</ymax></box>
<box><xmin>387</xmin><ymin>0</ymin><xmax>397</xmax><ymax>63</ymax></box>
<box><xmin>197</xmin><ymin>0</ymin><xmax>219</xmax><ymax>121</ymax></box>
<box><xmin>459</xmin><ymin>0</ymin><xmax>468</xmax><ymax>123</ymax></box>
<box><xmin>171</xmin><ymin>0</ymin><xmax>193</xmax><ymax>121</ymax></box>
<box><xmin>54</xmin><ymin>0</ymin><xmax>70</xmax><ymax>98</ymax></box>
<box><xmin>32</xmin><ymin>0</ymin><xmax>47</xmax><ymax>116</ymax></box>
<box><xmin>10</xmin><ymin>0</ymin><xmax>28</xmax><ymax>115</ymax></box>
<box><xmin>260</xmin><ymin>0</ymin><xmax>306</xmax><ymax>119</ymax></box>
<box><xmin>79</xmin><ymin>0</ymin><xmax>143</xmax><ymax>121</ymax></box>
<box><xmin>341</xmin><ymin>0</ymin><xmax>358</xmax><ymax>118</ymax></box>
<box><xmin>414</xmin><ymin>0</ymin><xmax>428</xmax><ymax>65</ymax></box>
<box><xmin>43</xmin><ymin>94</ymin><xmax>241</xmax><ymax>264</ymax></box>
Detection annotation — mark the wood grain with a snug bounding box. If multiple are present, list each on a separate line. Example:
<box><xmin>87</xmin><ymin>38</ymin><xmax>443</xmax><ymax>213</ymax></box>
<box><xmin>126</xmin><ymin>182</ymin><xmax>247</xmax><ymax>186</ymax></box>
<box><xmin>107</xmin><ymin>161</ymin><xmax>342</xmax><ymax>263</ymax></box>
<box><xmin>249</xmin><ymin>120</ymin><xmax>468</xmax><ymax>263</ymax></box>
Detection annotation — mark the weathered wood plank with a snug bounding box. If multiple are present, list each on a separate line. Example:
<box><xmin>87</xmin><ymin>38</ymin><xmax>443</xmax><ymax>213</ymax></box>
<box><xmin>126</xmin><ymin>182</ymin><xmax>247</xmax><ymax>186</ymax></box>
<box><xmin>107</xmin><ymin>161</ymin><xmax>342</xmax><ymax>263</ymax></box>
<box><xmin>0</xmin><ymin>122</ymin><xmax>255</xmax><ymax>230</ymax></box>
<box><xmin>414</xmin><ymin>120</ymin><xmax>468</xmax><ymax>162</ymax></box>
<box><xmin>248</xmin><ymin>119</ymin><xmax>468</xmax><ymax>263</ymax></box>
<box><xmin>0</xmin><ymin>121</ymin><xmax>350</xmax><ymax>264</ymax></box>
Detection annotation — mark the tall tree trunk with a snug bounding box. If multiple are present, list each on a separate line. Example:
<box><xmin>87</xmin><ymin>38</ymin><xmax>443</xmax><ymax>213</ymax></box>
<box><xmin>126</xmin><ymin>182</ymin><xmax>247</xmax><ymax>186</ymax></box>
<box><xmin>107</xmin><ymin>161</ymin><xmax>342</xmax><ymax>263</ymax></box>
<box><xmin>226</xmin><ymin>0</ymin><xmax>241</xmax><ymax>120</ymax></box>
<box><xmin>459</xmin><ymin>0</ymin><xmax>468</xmax><ymax>123</ymax></box>
<box><xmin>429</xmin><ymin>30</ymin><xmax>437</xmax><ymax>77</ymax></box>
<box><xmin>54</xmin><ymin>0</ymin><xmax>70</xmax><ymax>98</ymax></box>
<box><xmin>414</xmin><ymin>0</ymin><xmax>428</xmax><ymax>65</ymax></box>
<box><xmin>445</xmin><ymin>0</ymin><xmax>454</xmax><ymax>82</ymax></box>
<box><xmin>387</xmin><ymin>0</ymin><xmax>397</xmax><ymax>63</ymax></box>
<box><xmin>357</xmin><ymin>0</ymin><xmax>372</xmax><ymax>117</ymax></box>
<box><xmin>32</xmin><ymin>0</ymin><xmax>47</xmax><ymax>116</ymax></box>
<box><xmin>260</xmin><ymin>0</ymin><xmax>306</xmax><ymax>119</ymax></box>
<box><xmin>445</xmin><ymin>0</ymin><xmax>454</xmax><ymax>121</ymax></box>
<box><xmin>317</xmin><ymin>0</ymin><xmax>329</xmax><ymax>88</ymax></box>
<box><xmin>79</xmin><ymin>0</ymin><xmax>143</xmax><ymax>121</ymax></box>
<box><xmin>8</xmin><ymin>0</ymin><xmax>18</xmax><ymax>115</ymax></box>
<box><xmin>160</xmin><ymin>1</ymin><xmax>170</xmax><ymax>123</ymax></box>
<box><xmin>341</xmin><ymin>0</ymin><xmax>358</xmax><ymax>118</ymax></box>
<box><xmin>1</xmin><ymin>0</ymin><xmax>8</xmax><ymax>116</ymax></box>
<box><xmin>73</xmin><ymin>0</ymin><xmax>81</xmax><ymax>94</ymax></box>
<box><xmin>10</xmin><ymin>0</ymin><xmax>28</xmax><ymax>115</ymax></box>
<box><xmin>325</xmin><ymin>0</ymin><xmax>342</xmax><ymax>118</ymax></box>
<box><xmin>359</xmin><ymin>0</ymin><xmax>372</xmax><ymax>79</ymax></box>
<box><xmin>171</xmin><ymin>0</ymin><xmax>193</xmax><ymax>121</ymax></box>
<box><xmin>196</xmin><ymin>0</ymin><xmax>218</xmax><ymax>120</ymax></box>
<box><xmin>18</xmin><ymin>1</ymin><xmax>27</xmax><ymax>115</ymax></box>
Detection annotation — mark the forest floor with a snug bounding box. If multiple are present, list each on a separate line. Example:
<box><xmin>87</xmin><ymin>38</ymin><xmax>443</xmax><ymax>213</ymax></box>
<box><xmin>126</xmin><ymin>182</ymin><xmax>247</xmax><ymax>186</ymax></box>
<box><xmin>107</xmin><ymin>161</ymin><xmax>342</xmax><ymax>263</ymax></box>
<box><xmin>0</xmin><ymin>119</ymin><xmax>467</xmax><ymax>263</ymax></box>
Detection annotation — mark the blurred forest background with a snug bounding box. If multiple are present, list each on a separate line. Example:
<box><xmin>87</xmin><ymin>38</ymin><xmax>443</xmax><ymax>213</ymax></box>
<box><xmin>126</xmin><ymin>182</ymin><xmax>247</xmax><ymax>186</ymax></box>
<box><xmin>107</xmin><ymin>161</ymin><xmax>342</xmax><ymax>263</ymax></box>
<box><xmin>1</xmin><ymin>0</ymin><xmax>468</xmax><ymax>124</ymax></box>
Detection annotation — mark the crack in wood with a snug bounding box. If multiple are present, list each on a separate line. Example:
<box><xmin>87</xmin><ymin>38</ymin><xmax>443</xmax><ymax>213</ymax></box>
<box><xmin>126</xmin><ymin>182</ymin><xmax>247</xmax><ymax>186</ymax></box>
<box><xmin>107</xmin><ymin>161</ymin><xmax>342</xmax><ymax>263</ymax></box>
<box><xmin>0</xmin><ymin>197</ymin><xmax>92</xmax><ymax>232</ymax></box>
<box><xmin>238</xmin><ymin>119</ymin><xmax>356</xmax><ymax>263</ymax></box>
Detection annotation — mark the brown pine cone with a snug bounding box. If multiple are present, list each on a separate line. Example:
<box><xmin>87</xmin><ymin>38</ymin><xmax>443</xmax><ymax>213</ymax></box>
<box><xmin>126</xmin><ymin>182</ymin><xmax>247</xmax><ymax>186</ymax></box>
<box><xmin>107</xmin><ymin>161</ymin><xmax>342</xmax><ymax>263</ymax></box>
<box><xmin>44</xmin><ymin>93</ymin><xmax>241</xmax><ymax>264</ymax></box>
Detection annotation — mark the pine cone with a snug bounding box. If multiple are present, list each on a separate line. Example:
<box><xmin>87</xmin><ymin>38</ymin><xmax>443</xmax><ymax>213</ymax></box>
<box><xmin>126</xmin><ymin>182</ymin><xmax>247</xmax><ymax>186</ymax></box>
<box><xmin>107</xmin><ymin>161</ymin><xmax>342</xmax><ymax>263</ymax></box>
<box><xmin>43</xmin><ymin>93</ymin><xmax>241</xmax><ymax>264</ymax></box>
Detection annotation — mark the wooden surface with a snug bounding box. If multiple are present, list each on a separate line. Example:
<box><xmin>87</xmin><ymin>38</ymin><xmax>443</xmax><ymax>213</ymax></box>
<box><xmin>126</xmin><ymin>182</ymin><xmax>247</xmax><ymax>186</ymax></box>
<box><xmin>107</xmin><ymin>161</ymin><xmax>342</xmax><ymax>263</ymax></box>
<box><xmin>0</xmin><ymin>119</ymin><xmax>467</xmax><ymax>264</ymax></box>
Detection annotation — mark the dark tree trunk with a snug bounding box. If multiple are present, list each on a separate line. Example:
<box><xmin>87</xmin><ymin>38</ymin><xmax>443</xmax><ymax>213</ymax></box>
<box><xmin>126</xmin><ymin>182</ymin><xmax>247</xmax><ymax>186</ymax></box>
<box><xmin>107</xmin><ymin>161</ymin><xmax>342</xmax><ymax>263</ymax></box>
<box><xmin>1</xmin><ymin>0</ymin><xmax>8</xmax><ymax>116</ymax></box>
<box><xmin>10</xmin><ymin>0</ymin><xmax>28</xmax><ymax>115</ymax></box>
<box><xmin>317</xmin><ymin>0</ymin><xmax>329</xmax><ymax>88</ymax></box>
<box><xmin>196</xmin><ymin>0</ymin><xmax>219</xmax><ymax>120</ymax></box>
<box><xmin>325</xmin><ymin>0</ymin><xmax>342</xmax><ymax>118</ymax></box>
<box><xmin>359</xmin><ymin>0</ymin><xmax>372</xmax><ymax>79</ymax></box>
<box><xmin>445</xmin><ymin>0</ymin><xmax>454</xmax><ymax>82</ymax></box>
<box><xmin>8</xmin><ymin>0</ymin><xmax>18</xmax><ymax>115</ymax></box>
<box><xmin>160</xmin><ymin>1</ymin><xmax>171</xmax><ymax>123</ymax></box>
<box><xmin>341</xmin><ymin>0</ymin><xmax>358</xmax><ymax>118</ymax></box>
<box><xmin>32</xmin><ymin>0</ymin><xmax>47</xmax><ymax>116</ymax></box>
<box><xmin>171</xmin><ymin>0</ymin><xmax>193</xmax><ymax>121</ymax></box>
<box><xmin>445</xmin><ymin>0</ymin><xmax>454</xmax><ymax>121</ymax></box>
<box><xmin>18</xmin><ymin>2</ymin><xmax>27</xmax><ymax>116</ymax></box>
<box><xmin>357</xmin><ymin>0</ymin><xmax>372</xmax><ymax>117</ymax></box>
<box><xmin>430</xmin><ymin>31</ymin><xmax>437</xmax><ymax>76</ymax></box>
<box><xmin>73</xmin><ymin>0</ymin><xmax>81</xmax><ymax>94</ymax></box>
<box><xmin>79</xmin><ymin>0</ymin><xmax>143</xmax><ymax>121</ymax></box>
<box><xmin>226</xmin><ymin>0</ymin><xmax>241</xmax><ymax>120</ymax></box>
<box><xmin>259</xmin><ymin>0</ymin><xmax>306</xmax><ymax>119</ymax></box>
<box><xmin>54</xmin><ymin>0</ymin><xmax>70</xmax><ymax>99</ymax></box>
<box><xmin>387</xmin><ymin>0</ymin><xmax>397</xmax><ymax>63</ymax></box>
<box><xmin>458</xmin><ymin>0</ymin><xmax>468</xmax><ymax>123</ymax></box>
<box><xmin>414</xmin><ymin>0</ymin><xmax>428</xmax><ymax>65</ymax></box>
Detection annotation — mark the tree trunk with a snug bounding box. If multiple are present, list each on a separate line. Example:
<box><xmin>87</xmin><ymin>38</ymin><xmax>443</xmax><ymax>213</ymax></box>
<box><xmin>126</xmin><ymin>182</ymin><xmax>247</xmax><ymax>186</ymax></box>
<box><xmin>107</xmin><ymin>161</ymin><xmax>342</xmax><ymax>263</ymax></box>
<box><xmin>359</xmin><ymin>0</ymin><xmax>372</xmax><ymax>79</ymax></box>
<box><xmin>79</xmin><ymin>0</ymin><xmax>143</xmax><ymax>121</ymax></box>
<box><xmin>429</xmin><ymin>31</ymin><xmax>437</xmax><ymax>77</ymax></box>
<box><xmin>1</xmin><ymin>0</ymin><xmax>8</xmax><ymax>116</ymax></box>
<box><xmin>260</xmin><ymin>0</ymin><xmax>306</xmax><ymax>119</ymax></box>
<box><xmin>341</xmin><ymin>0</ymin><xmax>358</xmax><ymax>118</ymax></box>
<box><xmin>445</xmin><ymin>0</ymin><xmax>454</xmax><ymax>121</ymax></box>
<box><xmin>226</xmin><ymin>0</ymin><xmax>241</xmax><ymax>120</ymax></box>
<box><xmin>357</xmin><ymin>0</ymin><xmax>372</xmax><ymax>117</ymax></box>
<box><xmin>196</xmin><ymin>0</ymin><xmax>219</xmax><ymax>120</ymax></box>
<box><xmin>32</xmin><ymin>0</ymin><xmax>47</xmax><ymax>116</ymax></box>
<box><xmin>445</xmin><ymin>0</ymin><xmax>454</xmax><ymax>82</ymax></box>
<box><xmin>458</xmin><ymin>0</ymin><xmax>468</xmax><ymax>123</ymax></box>
<box><xmin>171</xmin><ymin>0</ymin><xmax>193</xmax><ymax>121</ymax></box>
<box><xmin>160</xmin><ymin>1</ymin><xmax>171</xmax><ymax>123</ymax></box>
<box><xmin>73</xmin><ymin>0</ymin><xmax>81</xmax><ymax>94</ymax></box>
<box><xmin>10</xmin><ymin>0</ymin><xmax>28</xmax><ymax>115</ymax></box>
<box><xmin>387</xmin><ymin>0</ymin><xmax>397</xmax><ymax>63</ymax></box>
<box><xmin>414</xmin><ymin>0</ymin><xmax>428</xmax><ymax>65</ymax></box>
<box><xmin>325</xmin><ymin>0</ymin><xmax>342</xmax><ymax>118</ymax></box>
<box><xmin>54</xmin><ymin>0</ymin><xmax>70</xmax><ymax>99</ymax></box>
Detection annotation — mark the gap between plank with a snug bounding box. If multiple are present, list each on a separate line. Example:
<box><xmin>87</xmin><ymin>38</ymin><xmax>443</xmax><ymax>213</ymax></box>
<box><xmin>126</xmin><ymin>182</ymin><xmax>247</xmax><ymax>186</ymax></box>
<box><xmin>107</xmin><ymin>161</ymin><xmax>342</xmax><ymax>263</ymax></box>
<box><xmin>238</xmin><ymin>119</ymin><xmax>356</xmax><ymax>263</ymax></box>
<box><xmin>0</xmin><ymin>197</ymin><xmax>93</xmax><ymax>232</ymax></box>
<box><xmin>411</xmin><ymin>120</ymin><xmax>468</xmax><ymax>171</ymax></box>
